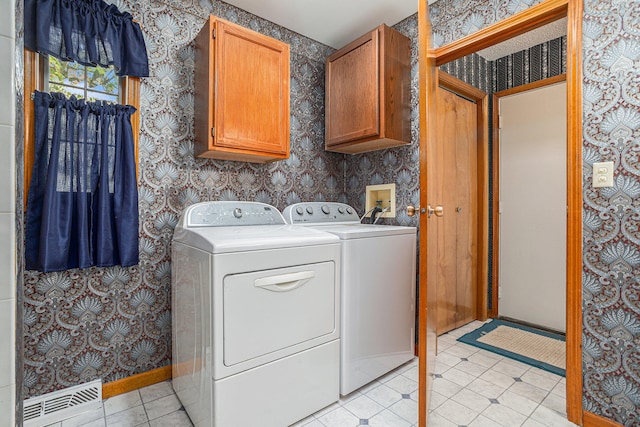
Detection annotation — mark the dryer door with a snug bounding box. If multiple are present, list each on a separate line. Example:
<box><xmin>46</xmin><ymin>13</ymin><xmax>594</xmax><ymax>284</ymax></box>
<box><xmin>223</xmin><ymin>261</ymin><xmax>336</xmax><ymax>366</ymax></box>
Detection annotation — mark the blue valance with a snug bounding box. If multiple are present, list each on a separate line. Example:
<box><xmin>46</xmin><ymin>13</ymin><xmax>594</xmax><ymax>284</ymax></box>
<box><xmin>24</xmin><ymin>0</ymin><xmax>149</xmax><ymax>77</ymax></box>
<box><xmin>26</xmin><ymin>91</ymin><xmax>140</xmax><ymax>272</ymax></box>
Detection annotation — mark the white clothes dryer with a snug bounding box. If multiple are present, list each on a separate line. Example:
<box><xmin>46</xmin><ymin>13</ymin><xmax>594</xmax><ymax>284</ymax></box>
<box><xmin>282</xmin><ymin>202</ymin><xmax>416</xmax><ymax>396</ymax></box>
<box><xmin>171</xmin><ymin>202</ymin><xmax>341</xmax><ymax>426</ymax></box>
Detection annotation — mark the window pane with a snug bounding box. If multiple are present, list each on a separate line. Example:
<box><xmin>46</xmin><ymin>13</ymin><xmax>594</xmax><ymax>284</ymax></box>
<box><xmin>48</xmin><ymin>57</ymin><xmax>119</xmax><ymax>101</ymax></box>
<box><xmin>87</xmin><ymin>67</ymin><xmax>118</xmax><ymax>95</ymax></box>
<box><xmin>87</xmin><ymin>91</ymin><xmax>118</xmax><ymax>103</ymax></box>
<box><xmin>49</xmin><ymin>57</ymin><xmax>85</xmax><ymax>87</ymax></box>
<box><xmin>49</xmin><ymin>83</ymin><xmax>84</xmax><ymax>99</ymax></box>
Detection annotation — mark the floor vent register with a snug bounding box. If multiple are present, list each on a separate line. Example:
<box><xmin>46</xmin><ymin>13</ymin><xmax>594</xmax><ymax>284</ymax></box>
<box><xmin>23</xmin><ymin>379</ymin><xmax>102</xmax><ymax>426</ymax></box>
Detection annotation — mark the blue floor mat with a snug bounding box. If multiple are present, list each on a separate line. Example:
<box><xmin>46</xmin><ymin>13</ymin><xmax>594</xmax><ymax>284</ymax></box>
<box><xmin>457</xmin><ymin>319</ymin><xmax>566</xmax><ymax>377</ymax></box>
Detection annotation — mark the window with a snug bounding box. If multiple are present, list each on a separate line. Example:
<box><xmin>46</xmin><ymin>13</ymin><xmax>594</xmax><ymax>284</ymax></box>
<box><xmin>47</xmin><ymin>56</ymin><xmax>120</xmax><ymax>102</ymax></box>
<box><xmin>24</xmin><ymin>50</ymin><xmax>140</xmax><ymax>206</ymax></box>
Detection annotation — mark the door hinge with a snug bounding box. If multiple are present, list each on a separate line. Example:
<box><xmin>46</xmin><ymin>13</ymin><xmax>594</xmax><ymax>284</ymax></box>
<box><xmin>498</xmin><ymin>201</ymin><xmax>502</xmax><ymax>214</ymax></box>
<box><xmin>211</xmin><ymin>127</ymin><xmax>215</xmax><ymax>138</ymax></box>
<box><xmin>212</xmin><ymin>28</ymin><xmax>216</xmax><ymax>39</ymax></box>
<box><xmin>498</xmin><ymin>115</ymin><xmax>503</xmax><ymax>129</ymax></box>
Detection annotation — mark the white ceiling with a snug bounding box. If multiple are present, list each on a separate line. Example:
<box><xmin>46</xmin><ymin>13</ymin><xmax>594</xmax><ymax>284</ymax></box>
<box><xmin>222</xmin><ymin>0</ymin><xmax>566</xmax><ymax>59</ymax></box>
<box><xmin>222</xmin><ymin>0</ymin><xmax>420</xmax><ymax>49</ymax></box>
<box><xmin>476</xmin><ymin>18</ymin><xmax>567</xmax><ymax>61</ymax></box>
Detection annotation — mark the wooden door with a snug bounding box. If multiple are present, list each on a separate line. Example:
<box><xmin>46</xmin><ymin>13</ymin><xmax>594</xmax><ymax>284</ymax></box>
<box><xmin>435</xmin><ymin>86</ymin><xmax>478</xmax><ymax>335</ymax></box>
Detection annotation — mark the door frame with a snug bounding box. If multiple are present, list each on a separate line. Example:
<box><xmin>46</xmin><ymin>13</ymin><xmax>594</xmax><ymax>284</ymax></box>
<box><xmin>437</xmin><ymin>70</ymin><xmax>489</xmax><ymax>332</ymax></box>
<box><xmin>418</xmin><ymin>0</ymin><xmax>583</xmax><ymax>425</ymax></box>
<box><xmin>491</xmin><ymin>74</ymin><xmax>567</xmax><ymax>319</ymax></box>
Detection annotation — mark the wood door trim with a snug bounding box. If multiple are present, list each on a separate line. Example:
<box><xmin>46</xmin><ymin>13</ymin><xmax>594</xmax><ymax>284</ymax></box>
<box><xmin>490</xmin><ymin>73</ymin><xmax>567</xmax><ymax>319</ymax></box>
<box><xmin>583</xmin><ymin>411</ymin><xmax>624</xmax><ymax>427</ymax></box>
<box><xmin>419</xmin><ymin>0</ymin><xmax>583</xmax><ymax>425</ymax></box>
<box><xmin>432</xmin><ymin>0</ymin><xmax>568</xmax><ymax>66</ymax></box>
<box><xmin>437</xmin><ymin>70</ymin><xmax>489</xmax><ymax>325</ymax></box>
<box><xmin>565</xmin><ymin>0</ymin><xmax>584</xmax><ymax>421</ymax></box>
<box><xmin>493</xmin><ymin>74</ymin><xmax>566</xmax><ymax>99</ymax></box>
<box><xmin>417</xmin><ymin>0</ymin><xmax>438</xmax><ymax>425</ymax></box>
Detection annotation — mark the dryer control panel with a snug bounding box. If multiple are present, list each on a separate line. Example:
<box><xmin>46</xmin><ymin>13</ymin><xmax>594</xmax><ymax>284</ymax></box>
<box><xmin>182</xmin><ymin>201</ymin><xmax>286</xmax><ymax>227</ymax></box>
<box><xmin>283</xmin><ymin>202</ymin><xmax>360</xmax><ymax>225</ymax></box>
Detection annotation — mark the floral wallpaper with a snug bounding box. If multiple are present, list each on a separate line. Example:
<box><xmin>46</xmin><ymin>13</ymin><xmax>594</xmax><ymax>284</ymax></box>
<box><xmin>581</xmin><ymin>0</ymin><xmax>640</xmax><ymax>424</ymax></box>
<box><xmin>430</xmin><ymin>0</ymin><xmax>640</xmax><ymax>425</ymax></box>
<box><xmin>21</xmin><ymin>0</ymin><xmax>421</xmax><ymax>398</ymax></box>
<box><xmin>428</xmin><ymin>0</ymin><xmax>545</xmax><ymax>48</ymax></box>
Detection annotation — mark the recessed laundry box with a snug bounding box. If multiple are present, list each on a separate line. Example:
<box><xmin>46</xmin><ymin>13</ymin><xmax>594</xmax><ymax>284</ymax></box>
<box><xmin>171</xmin><ymin>201</ymin><xmax>341</xmax><ymax>427</ymax></box>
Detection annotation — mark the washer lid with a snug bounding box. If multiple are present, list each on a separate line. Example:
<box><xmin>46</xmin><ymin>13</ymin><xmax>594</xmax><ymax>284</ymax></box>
<box><xmin>309</xmin><ymin>223</ymin><xmax>416</xmax><ymax>239</ymax></box>
<box><xmin>173</xmin><ymin>224</ymin><xmax>339</xmax><ymax>253</ymax></box>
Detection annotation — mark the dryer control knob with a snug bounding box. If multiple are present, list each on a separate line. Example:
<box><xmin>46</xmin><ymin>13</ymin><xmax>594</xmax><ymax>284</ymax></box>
<box><xmin>321</xmin><ymin>205</ymin><xmax>330</xmax><ymax>215</ymax></box>
<box><xmin>338</xmin><ymin>206</ymin><xmax>345</xmax><ymax>214</ymax></box>
<box><xmin>346</xmin><ymin>207</ymin><xmax>353</xmax><ymax>214</ymax></box>
<box><xmin>233</xmin><ymin>208</ymin><xmax>243</xmax><ymax>218</ymax></box>
<box><xmin>306</xmin><ymin>206</ymin><xmax>314</xmax><ymax>215</ymax></box>
<box><xmin>295</xmin><ymin>206</ymin><xmax>304</xmax><ymax>216</ymax></box>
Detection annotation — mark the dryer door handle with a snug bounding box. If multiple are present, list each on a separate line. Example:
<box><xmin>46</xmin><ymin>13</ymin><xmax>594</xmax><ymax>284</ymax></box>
<box><xmin>254</xmin><ymin>270</ymin><xmax>316</xmax><ymax>292</ymax></box>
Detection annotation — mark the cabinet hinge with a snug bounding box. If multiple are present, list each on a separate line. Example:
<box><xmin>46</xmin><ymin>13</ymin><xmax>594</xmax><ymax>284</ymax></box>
<box><xmin>212</xmin><ymin>28</ymin><xmax>216</xmax><ymax>39</ymax></box>
<box><xmin>211</xmin><ymin>127</ymin><xmax>215</xmax><ymax>138</ymax></box>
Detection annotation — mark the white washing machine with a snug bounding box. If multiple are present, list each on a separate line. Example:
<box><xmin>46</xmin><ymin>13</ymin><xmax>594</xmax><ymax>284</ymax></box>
<box><xmin>171</xmin><ymin>202</ymin><xmax>341</xmax><ymax>426</ymax></box>
<box><xmin>283</xmin><ymin>202</ymin><xmax>416</xmax><ymax>395</ymax></box>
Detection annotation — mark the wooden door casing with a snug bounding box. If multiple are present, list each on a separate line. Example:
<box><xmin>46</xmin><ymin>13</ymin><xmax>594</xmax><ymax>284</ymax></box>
<box><xmin>420</xmin><ymin>0</ymin><xmax>583</xmax><ymax>424</ymax></box>
<box><xmin>417</xmin><ymin>1</ymin><xmax>438</xmax><ymax>423</ymax></box>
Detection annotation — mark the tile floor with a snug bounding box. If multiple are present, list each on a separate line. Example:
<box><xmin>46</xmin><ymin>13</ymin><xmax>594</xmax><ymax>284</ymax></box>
<box><xmin>46</xmin><ymin>321</ymin><xmax>577</xmax><ymax>427</ymax></box>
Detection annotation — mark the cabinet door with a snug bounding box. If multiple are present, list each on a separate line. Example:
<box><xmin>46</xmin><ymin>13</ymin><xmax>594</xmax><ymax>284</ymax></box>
<box><xmin>325</xmin><ymin>29</ymin><xmax>380</xmax><ymax>147</ymax></box>
<box><xmin>215</xmin><ymin>21</ymin><xmax>290</xmax><ymax>155</ymax></box>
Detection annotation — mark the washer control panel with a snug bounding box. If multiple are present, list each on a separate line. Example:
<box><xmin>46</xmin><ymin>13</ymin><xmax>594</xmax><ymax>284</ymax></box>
<box><xmin>183</xmin><ymin>201</ymin><xmax>286</xmax><ymax>227</ymax></box>
<box><xmin>282</xmin><ymin>202</ymin><xmax>360</xmax><ymax>224</ymax></box>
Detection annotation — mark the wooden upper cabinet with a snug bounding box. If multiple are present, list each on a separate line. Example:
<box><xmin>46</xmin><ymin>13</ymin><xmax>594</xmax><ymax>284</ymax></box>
<box><xmin>325</xmin><ymin>24</ymin><xmax>411</xmax><ymax>154</ymax></box>
<box><xmin>194</xmin><ymin>16</ymin><xmax>290</xmax><ymax>163</ymax></box>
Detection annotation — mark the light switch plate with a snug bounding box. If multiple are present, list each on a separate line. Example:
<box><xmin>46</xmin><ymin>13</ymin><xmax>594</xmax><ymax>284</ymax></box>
<box><xmin>593</xmin><ymin>161</ymin><xmax>614</xmax><ymax>188</ymax></box>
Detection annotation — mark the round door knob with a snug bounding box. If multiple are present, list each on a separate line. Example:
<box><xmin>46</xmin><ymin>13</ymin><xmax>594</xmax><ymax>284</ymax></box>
<box><xmin>407</xmin><ymin>205</ymin><xmax>416</xmax><ymax>217</ymax></box>
<box><xmin>295</xmin><ymin>206</ymin><xmax>304</xmax><ymax>215</ymax></box>
<box><xmin>321</xmin><ymin>205</ymin><xmax>330</xmax><ymax>215</ymax></box>
<box><xmin>306</xmin><ymin>206</ymin><xmax>314</xmax><ymax>215</ymax></box>
<box><xmin>435</xmin><ymin>206</ymin><xmax>444</xmax><ymax>217</ymax></box>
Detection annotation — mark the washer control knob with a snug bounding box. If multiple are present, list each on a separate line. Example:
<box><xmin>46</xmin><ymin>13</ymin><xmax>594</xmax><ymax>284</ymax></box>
<box><xmin>295</xmin><ymin>206</ymin><xmax>304</xmax><ymax>216</ymax></box>
<box><xmin>346</xmin><ymin>207</ymin><xmax>353</xmax><ymax>215</ymax></box>
<box><xmin>321</xmin><ymin>205</ymin><xmax>330</xmax><ymax>215</ymax></box>
<box><xmin>338</xmin><ymin>206</ymin><xmax>345</xmax><ymax>214</ymax></box>
<box><xmin>306</xmin><ymin>206</ymin><xmax>314</xmax><ymax>215</ymax></box>
<box><xmin>233</xmin><ymin>208</ymin><xmax>243</xmax><ymax>218</ymax></box>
